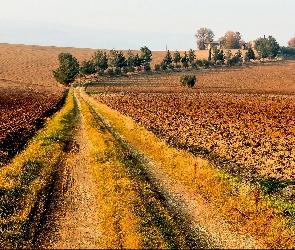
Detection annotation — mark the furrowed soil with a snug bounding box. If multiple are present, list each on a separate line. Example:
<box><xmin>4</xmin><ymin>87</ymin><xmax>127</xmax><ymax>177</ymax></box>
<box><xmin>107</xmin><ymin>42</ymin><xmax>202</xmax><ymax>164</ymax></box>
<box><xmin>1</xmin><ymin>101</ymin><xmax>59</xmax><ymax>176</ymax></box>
<box><xmin>2</xmin><ymin>43</ymin><xmax>295</xmax><ymax>248</ymax></box>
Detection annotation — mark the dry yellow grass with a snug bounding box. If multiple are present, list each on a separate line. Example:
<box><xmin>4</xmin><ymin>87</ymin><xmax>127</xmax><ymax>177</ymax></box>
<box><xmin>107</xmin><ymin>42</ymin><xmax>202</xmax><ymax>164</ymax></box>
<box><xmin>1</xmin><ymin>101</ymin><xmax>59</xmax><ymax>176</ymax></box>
<box><xmin>81</xmin><ymin>88</ymin><xmax>295</xmax><ymax>248</ymax></box>
<box><xmin>76</xmin><ymin>88</ymin><xmax>188</xmax><ymax>248</ymax></box>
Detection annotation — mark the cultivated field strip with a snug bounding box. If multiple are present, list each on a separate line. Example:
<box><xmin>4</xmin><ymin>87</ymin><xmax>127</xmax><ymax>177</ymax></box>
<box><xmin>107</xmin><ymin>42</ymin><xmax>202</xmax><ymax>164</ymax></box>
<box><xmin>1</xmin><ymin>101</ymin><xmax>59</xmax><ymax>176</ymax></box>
<box><xmin>0</xmin><ymin>83</ymin><xmax>65</xmax><ymax>165</ymax></box>
<box><xmin>75</xmin><ymin>87</ymin><xmax>193</xmax><ymax>248</ymax></box>
<box><xmin>0</xmin><ymin>88</ymin><xmax>76</xmax><ymax>248</ymax></box>
<box><xmin>92</xmin><ymin>92</ymin><xmax>295</xmax><ymax>181</ymax></box>
<box><xmin>78</xmin><ymin>87</ymin><xmax>264</xmax><ymax>249</ymax></box>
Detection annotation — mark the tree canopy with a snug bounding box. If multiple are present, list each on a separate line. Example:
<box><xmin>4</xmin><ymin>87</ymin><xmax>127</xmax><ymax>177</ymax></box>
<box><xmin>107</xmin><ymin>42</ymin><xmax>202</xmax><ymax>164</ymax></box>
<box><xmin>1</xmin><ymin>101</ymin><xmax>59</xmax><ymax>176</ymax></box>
<box><xmin>163</xmin><ymin>50</ymin><xmax>173</xmax><ymax>65</ymax></box>
<box><xmin>219</xmin><ymin>31</ymin><xmax>241</xmax><ymax>49</ymax></box>
<box><xmin>53</xmin><ymin>53</ymin><xmax>79</xmax><ymax>86</ymax></box>
<box><xmin>92</xmin><ymin>50</ymin><xmax>108</xmax><ymax>72</ymax></box>
<box><xmin>255</xmin><ymin>36</ymin><xmax>280</xmax><ymax>59</ymax></box>
<box><xmin>195</xmin><ymin>27</ymin><xmax>214</xmax><ymax>50</ymax></box>
<box><xmin>288</xmin><ymin>37</ymin><xmax>295</xmax><ymax>48</ymax></box>
<box><xmin>140</xmin><ymin>46</ymin><xmax>152</xmax><ymax>64</ymax></box>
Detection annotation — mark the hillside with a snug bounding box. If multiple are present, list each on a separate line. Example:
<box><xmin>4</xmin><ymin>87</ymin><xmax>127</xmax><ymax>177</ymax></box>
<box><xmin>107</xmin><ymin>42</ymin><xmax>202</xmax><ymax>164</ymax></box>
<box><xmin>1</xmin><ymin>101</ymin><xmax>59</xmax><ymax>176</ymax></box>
<box><xmin>0</xmin><ymin>43</ymin><xmax>211</xmax><ymax>86</ymax></box>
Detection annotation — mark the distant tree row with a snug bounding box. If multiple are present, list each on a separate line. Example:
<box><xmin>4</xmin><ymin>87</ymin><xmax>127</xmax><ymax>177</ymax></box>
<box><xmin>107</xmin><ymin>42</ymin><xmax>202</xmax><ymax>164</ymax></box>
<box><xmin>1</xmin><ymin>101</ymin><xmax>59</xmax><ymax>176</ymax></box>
<box><xmin>53</xmin><ymin>32</ymin><xmax>295</xmax><ymax>86</ymax></box>
<box><xmin>53</xmin><ymin>46</ymin><xmax>153</xmax><ymax>85</ymax></box>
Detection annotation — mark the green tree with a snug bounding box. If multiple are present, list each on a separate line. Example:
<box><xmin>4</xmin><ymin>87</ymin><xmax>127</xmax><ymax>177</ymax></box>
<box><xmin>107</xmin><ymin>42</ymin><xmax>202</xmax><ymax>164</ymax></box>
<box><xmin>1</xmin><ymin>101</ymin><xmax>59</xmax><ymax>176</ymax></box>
<box><xmin>108</xmin><ymin>49</ymin><xmax>119</xmax><ymax>68</ymax></box>
<box><xmin>92</xmin><ymin>50</ymin><xmax>108</xmax><ymax>72</ymax></box>
<box><xmin>53</xmin><ymin>53</ymin><xmax>79</xmax><ymax>86</ymax></box>
<box><xmin>244</xmin><ymin>48</ymin><xmax>255</xmax><ymax>62</ymax></box>
<box><xmin>195</xmin><ymin>27</ymin><xmax>214</xmax><ymax>50</ymax></box>
<box><xmin>228</xmin><ymin>50</ymin><xmax>243</xmax><ymax>66</ymax></box>
<box><xmin>173</xmin><ymin>50</ymin><xmax>181</xmax><ymax>66</ymax></box>
<box><xmin>208</xmin><ymin>48</ymin><xmax>212</xmax><ymax>61</ymax></box>
<box><xmin>181</xmin><ymin>51</ymin><xmax>189</xmax><ymax>69</ymax></box>
<box><xmin>140</xmin><ymin>46</ymin><xmax>152</xmax><ymax>64</ymax></box>
<box><xmin>117</xmin><ymin>51</ymin><xmax>127</xmax><ymax>68</ymax></box>
<box><xmin>126</xmin><ymin>50</ymin><xmax>135</xmax><ymax>71</ymax></box>
<box><xmin>188</xmin><ymin>49</ymin><xmax>196</xmax><ymax>66</ymax></box>
<box><xmin>212</xmin><ymin>47</ymin><xmax>224</xmax><ymax>64</ymax></box>
<box><xmin>160</xmin><ymin>61</ymin><xmax>167</xmax><ymax>71</ymax></box>
<box><xmin>79</xmin><ymin>60</ymin><xmax>95</xmax><ymax>76</ymax></box>
<box><xmin>134</xmin><ymin>53</ymin><xmax>142</xmax><ymax>70</ymax></box>
<box><xmin>255</xmin><ymin>36</ymin><xmax>280</xmax><ymax>59</ymax></box>
<box><xmin>163</xmin><ymin>50</ymin><xmax>173</xmax><ymax>66</ymax></box>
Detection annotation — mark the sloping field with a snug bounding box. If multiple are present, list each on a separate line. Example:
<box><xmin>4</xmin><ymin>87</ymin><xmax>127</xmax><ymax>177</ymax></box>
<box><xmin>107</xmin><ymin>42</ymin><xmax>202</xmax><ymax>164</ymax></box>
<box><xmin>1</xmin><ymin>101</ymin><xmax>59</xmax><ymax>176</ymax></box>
<box><xmin>0</xmin><ymin>81</ymin><xmax>65</xmax><ymax>165</ymax></box>
<box><xmin>89</xmin><ymin>61</ymin><xmax>295</xmax><ymax>182</ymax></box>
<box><xmin>0</xmin><ymin>43</ymin><xmax>209</xmax><ymax>86</ymax></box>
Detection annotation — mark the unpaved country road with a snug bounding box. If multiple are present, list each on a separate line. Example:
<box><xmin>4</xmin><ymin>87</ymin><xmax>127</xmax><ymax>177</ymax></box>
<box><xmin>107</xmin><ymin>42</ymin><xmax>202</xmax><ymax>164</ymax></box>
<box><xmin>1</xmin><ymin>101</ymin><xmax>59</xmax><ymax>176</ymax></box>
<box><xmin>34</xmin><ymin>93</ymin><xmax>102</xmax><ymax>249</ymax></box>
<box><xmin>34</xmin><ymin>88</ymin><xmax>261</xmax><ymax>249</ymax></box>
<box><xmin>79</xmin><ymin>88</ymin><xmax>261</xmax><ymax>249</ymax></box>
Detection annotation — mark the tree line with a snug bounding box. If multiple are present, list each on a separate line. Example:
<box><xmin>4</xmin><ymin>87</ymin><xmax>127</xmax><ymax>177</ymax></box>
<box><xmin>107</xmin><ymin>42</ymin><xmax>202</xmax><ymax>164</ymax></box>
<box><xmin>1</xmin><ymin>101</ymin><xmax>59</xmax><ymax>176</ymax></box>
<box><xmin>195</xmin><ymin>27</ymin><xmax>295</xmax><ymax>59</ymax></box>
<box><xmin>53</xmin><ymin>29</ymin><xmax>295</xmax><ymax>86</ymax></box>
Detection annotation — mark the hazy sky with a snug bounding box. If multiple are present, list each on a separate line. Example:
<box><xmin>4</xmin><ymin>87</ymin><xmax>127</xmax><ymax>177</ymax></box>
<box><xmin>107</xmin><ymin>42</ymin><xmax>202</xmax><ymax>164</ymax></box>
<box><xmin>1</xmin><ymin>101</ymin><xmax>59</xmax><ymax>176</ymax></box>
<box><xmin>1</xmin><ymin>0</ymin><xmax>294</xmax><ymax>49</ymax></box>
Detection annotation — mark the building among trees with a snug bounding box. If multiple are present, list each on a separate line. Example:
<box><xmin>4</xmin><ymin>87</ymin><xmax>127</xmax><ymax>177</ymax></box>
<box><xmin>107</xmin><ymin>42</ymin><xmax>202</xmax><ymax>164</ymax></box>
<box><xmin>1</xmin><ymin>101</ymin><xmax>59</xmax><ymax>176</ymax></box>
<box><xmin>203</xmin><ymin>41</ymin><xmax>221</xmax><ymax>50</ymax></box>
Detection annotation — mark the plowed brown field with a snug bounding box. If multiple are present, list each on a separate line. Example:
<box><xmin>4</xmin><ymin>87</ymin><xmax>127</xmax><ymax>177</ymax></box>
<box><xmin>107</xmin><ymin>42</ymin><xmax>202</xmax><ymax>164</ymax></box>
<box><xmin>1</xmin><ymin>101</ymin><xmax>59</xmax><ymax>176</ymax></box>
<box><xmin>0</xmin><ymin>81</ymin><xmax>65</xmax><ymax>165</ymax></box>
<box><xmin>89</xmin><ymin>61</ymin><xmax>295</xmax><ymax>181</ymax></box>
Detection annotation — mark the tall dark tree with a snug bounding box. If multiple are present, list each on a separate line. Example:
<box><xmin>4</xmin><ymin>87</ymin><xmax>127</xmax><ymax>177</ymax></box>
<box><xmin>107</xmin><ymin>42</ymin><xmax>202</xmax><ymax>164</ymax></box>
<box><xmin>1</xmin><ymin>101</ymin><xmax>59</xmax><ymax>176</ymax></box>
<box><xmin>92</xmin><ymin>50</ymin><xmax>108</xmax><ymax>72</ymax></box>
<box><xmin>195</xmin><ymin>27</ymin><xmax>214</xmax><ymax>50</ymax></box>
<box><xmin>79</xmin><ymin>60</ymin><xmax>95</xmax><ymax>76</ymax></box>
<box><xmin>53</xmin><ymin>53</ymin><xmax>79</xmax><ymax>86</ymax></box>
<box><xmin>208</xmin><ymin>48</ymin><xmax>212</xmax><ymax>61</ymax></box>
<box><xmin>188</xmin><ymin>49</ymin><xmax>196</xmax><ymax>66</ymax></box>
<box><xmin>140</xmin><ymin>46</ymin><xmax>152</xmax><ymax>64</ymax></box>
<box><xmin>212</xmin><ymin>47</ymin><xmax>224</xmax><ymax>64</ymax></box>
<box><xmin>181</xmin><ymin>51</ymin><xmax>189</xmax><ymax>69</ymax></box>
<box><xmin>163</xmin><ymin>50</ymin><xmax>173</xmax><ymax>66</ymax></box>
<box><xmin>108</xmin><ymin>49</ymin><xmax>119</xmax><ymax>68</ymax></box>
<box><xmin>134</xmin><ymin>53</ymin><xmax>142</xmax><ymax>70</ymax></box>
<box><xmin>244</xmin><ymin>48</ymin><xmax>256</xmax><ymax>61</ymax></box>
<box><xmin>126</xmin><ymin>50</ymin><xmax>135</xmax><ymax>72</ymax></box>
<box><xmin>173</xmin><ymin>50</ymin><xmax>181</xmax><ymax>66</ymax></box>
<box><xmin>117</xmin><ymin>51</ymin><xmax>127</xmax><ymax>68</ymax></box>
<box><xmin>255</xmin><ymin>36</ymin><xmax>280</xmax><ymax>59</ymax></box>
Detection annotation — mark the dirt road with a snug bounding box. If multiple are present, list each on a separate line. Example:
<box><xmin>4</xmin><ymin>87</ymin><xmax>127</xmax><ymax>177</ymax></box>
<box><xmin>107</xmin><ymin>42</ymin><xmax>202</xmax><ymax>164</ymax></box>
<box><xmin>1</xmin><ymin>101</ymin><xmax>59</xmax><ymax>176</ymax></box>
<box><xmin>34</xmin><ymin>88</ymin><xmax>260</xmax><ymax>248</ymax></box>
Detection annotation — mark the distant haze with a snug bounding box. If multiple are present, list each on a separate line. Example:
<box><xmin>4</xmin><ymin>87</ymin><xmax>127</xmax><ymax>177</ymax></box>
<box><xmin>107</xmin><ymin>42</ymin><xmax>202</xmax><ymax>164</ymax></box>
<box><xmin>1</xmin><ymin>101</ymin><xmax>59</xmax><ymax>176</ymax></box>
<box><xmin>0</xmin><ymin>20</ymin><xmax>196</xmax><ymax>50</ymax></box>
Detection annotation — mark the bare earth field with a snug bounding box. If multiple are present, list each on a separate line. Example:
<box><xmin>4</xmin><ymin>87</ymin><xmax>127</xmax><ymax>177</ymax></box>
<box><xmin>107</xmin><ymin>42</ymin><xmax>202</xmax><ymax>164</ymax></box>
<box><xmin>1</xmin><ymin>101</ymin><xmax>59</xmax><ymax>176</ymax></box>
<box><xmin>0</xmin><ymin>43</ymin><xmax>206</xmax><ymax>164</ymax></box>
<box><xmin>0</xmin><ymin>81</ymin><xmax>65</xmax><ymax>165</ymax></box>
<box><xmin>88</xmin><ymin>61</ymin><xmax>295</xmax><ymax>181</ymax></box>
<box><xmin>2</xmin><ymin>43</ymin><xmax>295</xmax><ymax>248</ymax></box>
<box><xmin>0</xmin><ymin>43</ymin><xmax>209</xmax><ymax>86</ymax></box>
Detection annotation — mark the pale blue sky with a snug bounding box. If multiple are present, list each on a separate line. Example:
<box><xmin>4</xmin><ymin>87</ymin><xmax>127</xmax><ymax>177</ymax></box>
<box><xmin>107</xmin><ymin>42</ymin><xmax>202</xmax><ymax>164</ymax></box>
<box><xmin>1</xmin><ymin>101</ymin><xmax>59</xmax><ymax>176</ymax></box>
<box><xmin>0</xmin><ymin>0</ymin><xmax>294</xmax><ymax>49</ymax></box>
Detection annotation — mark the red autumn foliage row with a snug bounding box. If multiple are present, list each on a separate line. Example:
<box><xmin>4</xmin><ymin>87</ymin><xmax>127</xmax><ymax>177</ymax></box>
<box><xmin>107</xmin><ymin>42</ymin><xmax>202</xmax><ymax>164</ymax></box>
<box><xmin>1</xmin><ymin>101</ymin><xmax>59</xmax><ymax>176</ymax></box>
<box><xmin>92</xmin><ymin>92</ymin><xmax>295</xmax><ymax>180</ymax></box>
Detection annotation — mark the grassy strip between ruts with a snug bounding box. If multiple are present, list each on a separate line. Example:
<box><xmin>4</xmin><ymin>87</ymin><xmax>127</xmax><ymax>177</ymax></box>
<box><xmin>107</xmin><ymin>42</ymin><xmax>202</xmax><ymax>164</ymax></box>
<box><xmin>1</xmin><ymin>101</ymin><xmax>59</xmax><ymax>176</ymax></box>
<box><xmin>82</xmin><ymin>88</ymin><xmax>295</xmax><ymax>248</ymax></box>
<box><xmin>0</xmin><ymin>88</ymin><xmax>76</xmax><ymax>248</ymax></box>
<box><xmin>76</xmin><ymin>87</ymin><xmax>191</xmax><ymax>248</ymax></box>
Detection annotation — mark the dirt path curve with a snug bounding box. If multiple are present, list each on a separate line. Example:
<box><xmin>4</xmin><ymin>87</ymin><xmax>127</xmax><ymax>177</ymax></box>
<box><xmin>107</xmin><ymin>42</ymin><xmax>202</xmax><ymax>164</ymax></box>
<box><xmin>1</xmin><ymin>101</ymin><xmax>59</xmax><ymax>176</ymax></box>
<box><xmin>34</xmin><ymin>92</ymin><xmax>102</xmax><ymax>249</ymax></box>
